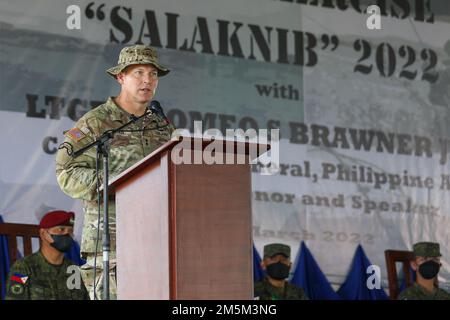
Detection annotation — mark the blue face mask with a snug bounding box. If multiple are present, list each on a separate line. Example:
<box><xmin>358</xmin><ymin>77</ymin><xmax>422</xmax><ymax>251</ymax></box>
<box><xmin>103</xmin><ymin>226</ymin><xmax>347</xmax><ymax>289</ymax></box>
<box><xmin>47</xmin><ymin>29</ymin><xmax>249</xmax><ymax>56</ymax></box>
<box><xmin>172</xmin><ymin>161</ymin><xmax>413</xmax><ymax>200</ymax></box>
<box><xmin>47</xmin><ymin>232</ymin><xmax>73</xmax><ymax>253</ymax></box>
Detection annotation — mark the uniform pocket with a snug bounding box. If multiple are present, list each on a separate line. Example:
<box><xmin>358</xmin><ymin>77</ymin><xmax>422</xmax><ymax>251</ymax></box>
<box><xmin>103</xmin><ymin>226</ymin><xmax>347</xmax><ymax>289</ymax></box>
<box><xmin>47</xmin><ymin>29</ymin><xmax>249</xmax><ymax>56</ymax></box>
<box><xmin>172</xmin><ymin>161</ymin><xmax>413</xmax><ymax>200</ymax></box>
<box><xmin>30</xmin><ymin>283</ymin><xmax>50</xmax><ymax>299</ymax></box>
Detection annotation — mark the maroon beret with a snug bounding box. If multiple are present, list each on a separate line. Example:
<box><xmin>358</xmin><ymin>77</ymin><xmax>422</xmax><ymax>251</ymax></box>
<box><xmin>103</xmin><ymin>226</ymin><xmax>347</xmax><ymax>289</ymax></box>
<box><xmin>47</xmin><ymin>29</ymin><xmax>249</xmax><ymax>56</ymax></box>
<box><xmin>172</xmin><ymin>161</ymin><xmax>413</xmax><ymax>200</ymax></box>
<box><xmin>39</xmin><ymin>210</ymin><xmax>75</xmax><ymax>229</ymax></box>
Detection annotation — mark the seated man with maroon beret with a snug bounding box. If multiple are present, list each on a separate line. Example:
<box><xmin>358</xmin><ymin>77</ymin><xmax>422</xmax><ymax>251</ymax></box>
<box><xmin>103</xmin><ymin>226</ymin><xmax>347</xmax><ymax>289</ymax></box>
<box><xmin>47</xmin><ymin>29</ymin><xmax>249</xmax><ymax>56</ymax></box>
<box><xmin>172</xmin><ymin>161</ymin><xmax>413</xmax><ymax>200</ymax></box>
<box><xmin>5</xmin><ymin>210</ymin><xmax>89</xmax><ymax>300</ymax></box>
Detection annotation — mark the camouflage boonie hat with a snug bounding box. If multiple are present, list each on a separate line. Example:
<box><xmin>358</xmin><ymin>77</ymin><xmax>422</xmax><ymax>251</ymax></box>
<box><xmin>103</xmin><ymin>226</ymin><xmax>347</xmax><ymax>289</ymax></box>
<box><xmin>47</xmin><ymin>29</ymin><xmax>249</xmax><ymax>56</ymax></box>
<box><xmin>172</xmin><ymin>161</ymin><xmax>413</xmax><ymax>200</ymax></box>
<box><xmin>413</xmin><ymin>242</ymin><xmax>442</xmax><ymax>257</ymax></box>
<box><xmin>106</xmin><ymin>45</ymin><xmax>170</xmax><ymax>78</ymax></box>
<box><xmin>263</xmin><ymin>243</ymin><xmax>291</xmax><ymax>258</ymax></box>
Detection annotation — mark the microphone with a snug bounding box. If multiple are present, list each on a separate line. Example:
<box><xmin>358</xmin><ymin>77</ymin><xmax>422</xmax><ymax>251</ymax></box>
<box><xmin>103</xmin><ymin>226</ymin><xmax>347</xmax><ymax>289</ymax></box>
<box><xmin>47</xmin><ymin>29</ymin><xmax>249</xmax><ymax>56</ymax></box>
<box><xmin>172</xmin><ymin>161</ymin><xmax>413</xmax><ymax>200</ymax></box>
<box><xmin>149</xmin><ymin>100</ymin><xmax>170</xmax><ymax>124</ymax></box>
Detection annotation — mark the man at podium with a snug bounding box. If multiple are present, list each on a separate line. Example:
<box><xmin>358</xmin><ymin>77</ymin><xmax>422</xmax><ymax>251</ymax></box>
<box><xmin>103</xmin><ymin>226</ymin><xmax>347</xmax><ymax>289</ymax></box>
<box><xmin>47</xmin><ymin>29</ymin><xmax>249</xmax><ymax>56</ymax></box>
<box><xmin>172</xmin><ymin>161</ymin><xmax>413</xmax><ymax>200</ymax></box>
<box><xmin>55</xmin><ymin>45</ymin><xmax>175</xmax><ymax>299</ymax></box>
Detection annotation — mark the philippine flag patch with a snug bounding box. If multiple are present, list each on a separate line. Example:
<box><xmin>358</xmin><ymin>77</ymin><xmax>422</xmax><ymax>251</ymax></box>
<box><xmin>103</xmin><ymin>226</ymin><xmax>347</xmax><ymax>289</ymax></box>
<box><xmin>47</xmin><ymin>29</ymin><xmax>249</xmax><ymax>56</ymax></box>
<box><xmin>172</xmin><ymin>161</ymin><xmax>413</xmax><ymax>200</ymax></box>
<box><xmin>10</xmin><ymin>273</ymin><xmax>28</xmax><ymax>284</ymax></box>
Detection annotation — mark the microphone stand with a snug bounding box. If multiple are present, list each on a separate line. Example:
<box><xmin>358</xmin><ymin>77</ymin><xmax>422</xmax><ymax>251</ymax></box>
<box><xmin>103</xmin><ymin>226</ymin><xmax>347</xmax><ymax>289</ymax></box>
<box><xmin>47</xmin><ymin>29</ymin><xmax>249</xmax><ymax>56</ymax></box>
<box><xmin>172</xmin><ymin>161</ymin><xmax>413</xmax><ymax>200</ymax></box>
<box><xmin>71</xmin><ymin>109</ymin><xmax>152</xmax><ymax>300</ymax></box>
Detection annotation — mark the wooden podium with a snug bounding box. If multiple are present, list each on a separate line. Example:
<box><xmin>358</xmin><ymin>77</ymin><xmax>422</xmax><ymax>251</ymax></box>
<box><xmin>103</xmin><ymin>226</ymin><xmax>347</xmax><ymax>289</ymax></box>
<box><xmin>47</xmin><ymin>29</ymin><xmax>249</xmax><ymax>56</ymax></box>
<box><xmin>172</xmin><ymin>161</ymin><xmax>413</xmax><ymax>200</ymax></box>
<box><xmin>109</xmin><ymin>137</ymin><xmax>268</xmax><ymax>299</ymax></box>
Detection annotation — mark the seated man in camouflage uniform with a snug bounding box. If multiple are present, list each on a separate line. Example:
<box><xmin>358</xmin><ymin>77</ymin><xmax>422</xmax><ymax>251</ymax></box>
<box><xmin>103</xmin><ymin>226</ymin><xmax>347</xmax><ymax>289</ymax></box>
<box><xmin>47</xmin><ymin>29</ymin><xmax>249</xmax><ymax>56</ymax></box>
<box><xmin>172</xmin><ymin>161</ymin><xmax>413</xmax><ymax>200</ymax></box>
<box><xmin>6</xmin><ymin>210</ymin><xmax>89</xmax><ymax>300</ymax></box>
<box><xmin>254</xmin><ymin>243</ymin><xmax>308</xmax><ymax>300</ymax></box>
<box><xmin>55</xmin><ymin>45</ymin><xmax>175</xmax><ymax>299</ymax></box>
<box><xmin>398</xmin><ymin>242</ymin><xmax>450</xmax><ymax>300</ymax></box>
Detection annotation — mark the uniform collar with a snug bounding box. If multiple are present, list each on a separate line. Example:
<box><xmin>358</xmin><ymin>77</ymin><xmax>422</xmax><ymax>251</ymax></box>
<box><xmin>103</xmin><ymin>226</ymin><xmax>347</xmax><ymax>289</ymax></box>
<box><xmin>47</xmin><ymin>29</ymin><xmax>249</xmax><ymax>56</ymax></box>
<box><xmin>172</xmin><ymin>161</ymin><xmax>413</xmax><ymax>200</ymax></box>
<box><xmin>263</xmin><ymin>277</ymin><xmax>288</xmax><ymax>289</ymax></box>
<box><xmin>106</xmin><ymin>97</ymin><xmax>132</xmax><ymax>122</ymax></box>
<box><xmin>106</xmin><ymin>96</ymin><xmax>157</xmax><ymax>127</ymax></box>
<box><xmin>37</xmin><ymin>250</ymin><xmax>66</xmax><ymax>268</ymax></box>
<box><xmin>263</xmin><ymin>277</ymin><xmax>288</xmax><ymax>299</ymax></box>
<box><xmin>414</xmin><ymin>282</ymin><xmax>438</xmax><ymax>296</ymax></box>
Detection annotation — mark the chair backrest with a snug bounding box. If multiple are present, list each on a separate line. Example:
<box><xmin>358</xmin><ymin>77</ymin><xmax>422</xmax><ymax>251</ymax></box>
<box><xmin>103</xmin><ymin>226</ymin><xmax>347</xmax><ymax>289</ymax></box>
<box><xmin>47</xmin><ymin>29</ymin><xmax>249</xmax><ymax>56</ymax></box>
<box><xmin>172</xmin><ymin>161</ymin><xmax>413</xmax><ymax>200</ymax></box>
<box><xmin>0</xmin><ymin>223</ymin><xmax>40</xmax><ymax>264</ymax></box>
<box><xmin>384</xmin><ymin>249</ymin><xmax>414</xmax><ymax>299</ymax></box>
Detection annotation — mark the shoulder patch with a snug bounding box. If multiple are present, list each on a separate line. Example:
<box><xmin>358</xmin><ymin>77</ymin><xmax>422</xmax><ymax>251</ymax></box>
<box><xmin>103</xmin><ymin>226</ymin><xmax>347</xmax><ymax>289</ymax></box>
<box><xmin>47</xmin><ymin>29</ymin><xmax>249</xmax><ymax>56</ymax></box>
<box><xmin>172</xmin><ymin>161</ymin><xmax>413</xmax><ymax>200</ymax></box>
<box><xmin>65</xmin><ymin>128</ymin><xmax>87</xmax><ymax>142</ymax></box>
<box><xmin>11</xmin><ymin>273</ymin><xmax>28</xmax><ymax>284</ymax></box>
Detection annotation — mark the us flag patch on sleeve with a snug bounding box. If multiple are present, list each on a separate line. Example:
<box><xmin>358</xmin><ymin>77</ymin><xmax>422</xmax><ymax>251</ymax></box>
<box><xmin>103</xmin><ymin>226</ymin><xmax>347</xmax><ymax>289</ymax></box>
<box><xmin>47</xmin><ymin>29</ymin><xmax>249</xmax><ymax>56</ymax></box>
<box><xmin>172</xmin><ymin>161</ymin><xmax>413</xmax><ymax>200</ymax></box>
<box><xmin>65</xmin><ymin>127</ymin><xmax>86</xmax><ymax>142</ymax></box>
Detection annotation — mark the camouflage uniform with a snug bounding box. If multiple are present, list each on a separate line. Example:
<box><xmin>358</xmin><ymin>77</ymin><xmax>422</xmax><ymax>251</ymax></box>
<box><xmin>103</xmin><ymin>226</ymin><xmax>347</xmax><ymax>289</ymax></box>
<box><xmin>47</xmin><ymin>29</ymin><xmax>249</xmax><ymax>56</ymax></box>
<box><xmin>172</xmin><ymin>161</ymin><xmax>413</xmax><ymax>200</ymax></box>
<box><xmin>254</xmin><ymin>277</ymin><xmax>309</xmax><ymax>300</ymax></box>
<box><xmin>55</xmin><ymin>45</ymin><xmax>174</xmax><ymax>299</ymax></box>
<box><xmin>398</xmin><ymin>242</ymin><xmax>450</xmax><ymax>300</ymax></box>
<box><xmin>5</xmin><ymin>251</ymin><xmax>89</xmax><ymax>300</ymax></box>
<box><xmin>398</xmin><ymin>283</ymin><xmax>450</xmax><ymax>300</ymax></box>
<box><xmin>255</xmin><ymin>243</ymin><xmax>309</xmax><ymax>300</ymax></box>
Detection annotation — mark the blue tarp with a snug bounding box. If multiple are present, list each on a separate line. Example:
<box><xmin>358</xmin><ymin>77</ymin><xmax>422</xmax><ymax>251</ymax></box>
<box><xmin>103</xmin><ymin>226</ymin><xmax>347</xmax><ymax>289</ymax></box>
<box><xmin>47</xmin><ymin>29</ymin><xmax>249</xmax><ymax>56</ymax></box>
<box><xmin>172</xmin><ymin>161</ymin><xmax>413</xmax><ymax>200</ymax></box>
<box><xmin>337</xmin><ymin>244</ymin><xmax>389</xmax><ymax>300</ymax></box>
<box><xmin>253</xmin><ymin>245</ymin><xmax>265</xmax><ymax>282</ymax></box>
<box><xmin>64</xmin><ymin>240</ymin><xmax>86</xmax><ymax>266</ymax></box>
<box><xmin>0</xmin><ymin>215</ymin><xmax>11</xmax><ymax>300</ymax></box>
<box><xmin>291</xmin><ymin>241</ymin><xmax>341</xmax><ymax>300</ymax></box>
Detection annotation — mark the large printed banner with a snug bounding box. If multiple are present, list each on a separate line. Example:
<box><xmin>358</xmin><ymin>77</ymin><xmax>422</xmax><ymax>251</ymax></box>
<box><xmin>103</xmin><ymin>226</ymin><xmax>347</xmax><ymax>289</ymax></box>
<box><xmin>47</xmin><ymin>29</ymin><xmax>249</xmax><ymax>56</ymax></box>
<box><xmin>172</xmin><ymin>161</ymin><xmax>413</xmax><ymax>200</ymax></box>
<box><xmin>1</xmin><ymin>0</ymin><xmax>449</xmax><ymax>288</ymax></box>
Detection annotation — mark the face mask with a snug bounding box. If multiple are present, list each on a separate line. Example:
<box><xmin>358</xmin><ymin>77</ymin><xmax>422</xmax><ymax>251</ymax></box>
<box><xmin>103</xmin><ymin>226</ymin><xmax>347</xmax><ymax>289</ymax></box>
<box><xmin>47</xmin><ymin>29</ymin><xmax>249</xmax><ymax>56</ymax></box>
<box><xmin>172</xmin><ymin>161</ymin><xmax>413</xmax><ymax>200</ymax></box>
<box><xmin>266</xmin><ymin>262</ymin><xmax>290</xmax><ymax>280</ymax></box>
<box><xmin>418</xmin><ymin>260</ymin><xmax>441</xmax><ymax>280</ymax></box>
<box><xmin>48</xmin><ymin>233</ymin><xmax>73</xmax><ymax>253</ymax></box>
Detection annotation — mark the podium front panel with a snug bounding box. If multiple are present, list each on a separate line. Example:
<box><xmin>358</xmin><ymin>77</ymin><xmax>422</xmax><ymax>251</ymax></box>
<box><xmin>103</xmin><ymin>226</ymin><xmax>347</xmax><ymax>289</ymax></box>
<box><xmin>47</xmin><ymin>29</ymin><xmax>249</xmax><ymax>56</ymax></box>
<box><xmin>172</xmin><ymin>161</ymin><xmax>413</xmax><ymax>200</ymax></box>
<box><xmin>115</xmin><ymin>153</ymin><xmax>170</xmax><ymax>299</ymax></box>
<box><xmin>173</xmin><ymin>160</ymin><xmax>253</xmax><ymax>299</ymax></box>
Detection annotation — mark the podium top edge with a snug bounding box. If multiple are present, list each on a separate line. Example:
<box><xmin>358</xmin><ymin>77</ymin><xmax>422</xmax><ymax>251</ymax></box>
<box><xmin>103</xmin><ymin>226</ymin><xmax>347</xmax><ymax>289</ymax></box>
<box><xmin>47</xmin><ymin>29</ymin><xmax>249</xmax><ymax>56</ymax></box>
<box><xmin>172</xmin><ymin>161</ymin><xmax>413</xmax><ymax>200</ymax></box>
<box><xmin>107</xmin><ymin>137</ymin><xmax>270</xmax><ymax>192</ymax></box>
